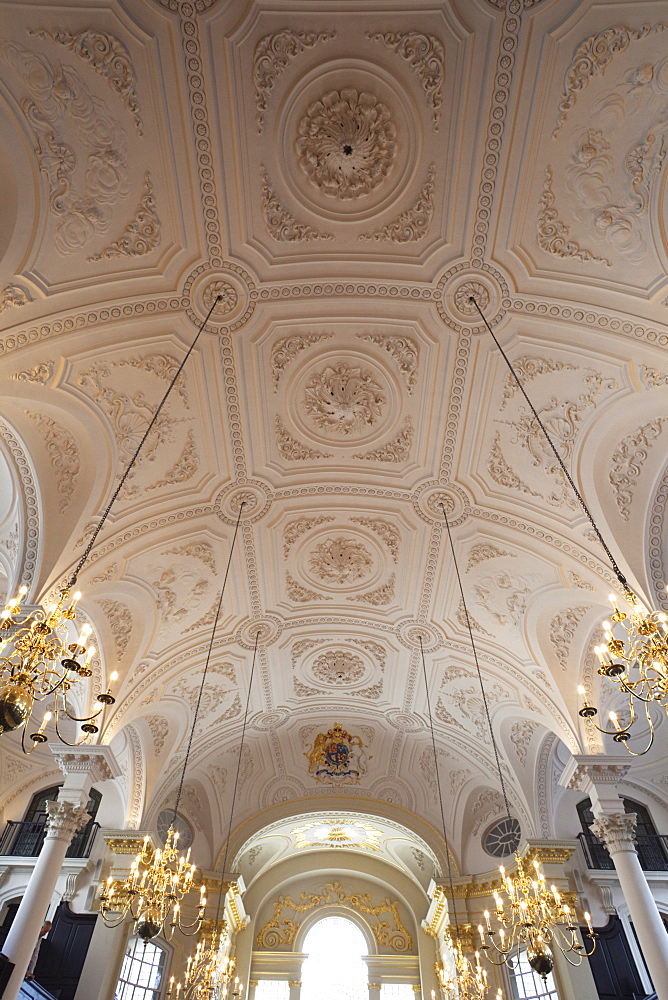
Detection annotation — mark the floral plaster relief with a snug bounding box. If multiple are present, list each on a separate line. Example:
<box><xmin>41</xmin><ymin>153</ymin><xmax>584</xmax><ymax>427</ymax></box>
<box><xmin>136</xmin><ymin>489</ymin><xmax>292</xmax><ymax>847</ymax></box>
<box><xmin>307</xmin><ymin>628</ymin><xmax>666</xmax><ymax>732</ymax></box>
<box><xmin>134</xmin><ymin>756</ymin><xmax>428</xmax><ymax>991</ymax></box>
<box><xmin>297</xmin><ymin>89</ymin><xmax>396</xmax><ymax>199</ymax></box>
<box><xmin>303</xmin><ymin>362</ymin><xmax>385</xmax><ymax>436</ymax></box>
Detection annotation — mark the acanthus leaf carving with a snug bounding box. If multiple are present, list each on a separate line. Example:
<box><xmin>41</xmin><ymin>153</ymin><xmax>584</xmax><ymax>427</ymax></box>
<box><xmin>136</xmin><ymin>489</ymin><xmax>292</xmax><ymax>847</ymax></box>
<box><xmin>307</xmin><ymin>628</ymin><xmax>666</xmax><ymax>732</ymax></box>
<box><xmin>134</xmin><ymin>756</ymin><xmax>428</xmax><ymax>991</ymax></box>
<box><xmin>350</xmin><ymin>517</ymin><xmax>400</xmax><ymax>562</ymax></box>
<box><xmin>348</xmin><ymin>573</ymin><xmax>395</xmax><ymax>606</ymax></box>
<box><xmin>286</xmin><ymin>573</ymin><xmax>330</xmax><ymax>603</ymax></box>
<box><xmin>467</xmin><ymin>543</ymin><xmax>515</xmax><ymax>570</ymax></box>
<box><xmin>97</xmin><ymin>598</ymin><xmax>133</xmax><ymax>660</ymax></box>
<box><xmin>356</xmin><ymin>333</ymin><xmax>418</xmax><ymax>394</ymax></box>
<box><xmin>253</xmin><ymin>30</ymin><xmax>335</xmax><ymax>133</ymax></box>
<box><xmin>353</xmin><ymin>418</ymin><xmax>413</xmax><ymax>463</ymax></box>
<box><xmin>260</xmin><ymin>167</ymin><xmax>332</xmax><ymax>242</ymax></box>
<box><xmin>25</xmin><ymin>411</ymin><xmax>80</xmax><ymax>513</ymax></box>
<box><xmin>488</xmin><ymin>433</ymin><xmax>541</xmax><ymax>498</ymax></box>
<box><xmin>88</xmin><ymin>172</ymin><xmax>160</xmax><ymax>261</ymax></box>
<box><xmin>276</xmin><ymin>417</ymin><xmax>333</xmax><ymax>461</ymax></box>
<box><xmin>359</xmin><ymin>164</ymin><xmax>436</xmax><ymax>243</ymax></box>
<box><xmin>549</xmin><ymin>606</ymin><xmax>590</xmax><ymax>670</ymax></box>
<box><xmin>367</xmin><ymin>32</ymin><xmax>444</xmax><ymax>129</ymax></box>
<box><xmin>1</xmin><ymin>42</ymin><xmax>130</xmax><ymax>255</ymax></box>
<box><xmin>538</xmin><ymin>167</ymin><xmax>610</xmax><ymax>265</ymax></box>
<box><xmin>0</xmin><ymin>283</ymin><xmax>32</xmax><ymax>313</ymax></box>
<box><xmin>11</xmin><ymin>361</ymin><xmax>53</xmax><ymax>384</ymax></box>
<box><xmin>304</xmin><ymin>363</ymin><xmax>385</xmax><ymax>436</ymax></box>
<box><xmin>272</xmin><ymin>333</ymin><xmax>333</xmax><ymax>389</ymax></box>
<box><xmin>309</xmin><ymin>536</ymin><xmax>373</xmax><ymax>585</ymax></box>
<box><xmin>610</xmin><ymin>419</ymin><xmax>665</xmax><ymax>519</ymax></box>
<box><xmin>553</xmin><ymin>23</ymin><xmax>667</xmax><ymax>137</ymax></box>
<box><xmin>283</xmin><ymin>516</ymin><xmax>335</xmax><ymax>557</ymax></box>
<box><xmin>31</xmin><ymin>27</ymin><xmax>143</xmax><ymax>133</ymax></box>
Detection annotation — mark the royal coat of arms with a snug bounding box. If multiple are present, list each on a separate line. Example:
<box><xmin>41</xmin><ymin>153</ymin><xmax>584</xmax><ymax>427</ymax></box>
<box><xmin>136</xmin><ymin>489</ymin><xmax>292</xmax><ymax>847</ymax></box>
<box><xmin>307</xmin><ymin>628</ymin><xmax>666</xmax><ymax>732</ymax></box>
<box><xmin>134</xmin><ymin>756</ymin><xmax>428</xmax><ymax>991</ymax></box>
<box><xmin>305</xmin><ymin>723</ymin><xmax>369</xmax><ymax>784</ymax></box>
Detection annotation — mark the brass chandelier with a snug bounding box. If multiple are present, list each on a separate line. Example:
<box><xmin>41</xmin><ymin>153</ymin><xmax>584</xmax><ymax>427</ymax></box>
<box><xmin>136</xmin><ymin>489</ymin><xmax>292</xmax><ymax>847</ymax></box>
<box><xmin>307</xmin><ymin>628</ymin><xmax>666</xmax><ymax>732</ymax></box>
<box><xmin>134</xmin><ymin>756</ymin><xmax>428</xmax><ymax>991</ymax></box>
<box><xmin>440</xmin><ymin>504</ymin><xmax>596</xmax><ymax>982</ymax></box>
<box><xmin>0</xmin><ymin>297</ymin><xmax>221</xmax><ymax>751</ymax></box>
<box><xmin>100</xmin><ymin>499</ymin><xmax>246</xmax><ymax>943</ymax></box>
<box><xmin>470</xmin><ymin>296</ymin><xmax>666</xmax><ymax>754</ymax></box>
<box><xmin>169</xmin><ymin>629</ymin><xmax>260</xmax><ymax>997</ymax></box>
<box><xmin>418</xmin><ymin>635</ymin><xmax>498</xmax><ymax>1000</ymax></box>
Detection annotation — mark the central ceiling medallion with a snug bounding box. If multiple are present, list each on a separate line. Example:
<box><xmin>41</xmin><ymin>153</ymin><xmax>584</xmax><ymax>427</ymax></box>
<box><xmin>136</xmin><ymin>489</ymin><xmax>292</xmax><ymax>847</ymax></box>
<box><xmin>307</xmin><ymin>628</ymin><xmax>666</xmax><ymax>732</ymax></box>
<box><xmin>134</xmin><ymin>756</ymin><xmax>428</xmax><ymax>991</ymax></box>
<box><xmin>292</xmin><ymin>819</ymin><xmax>382</xmax><ymax>851</ymax></box>
<box><xmin>296</xmin><ymin>88</ymin><xmax>397</xmax><ymax>199</ymax></box>
<box><xmin>312</xmin><ymin>649</ymin><xmax>365</xmax><ymax>685</ymax></box>
<box><xmin>303</xmin><ymin>362</ymin><xmax>385</xmax><ymax>436</ymax></box>
<box><xmin>309</xmin><ymin>536</ymin><xmax>373</xmax><ymax>584</ymax></box>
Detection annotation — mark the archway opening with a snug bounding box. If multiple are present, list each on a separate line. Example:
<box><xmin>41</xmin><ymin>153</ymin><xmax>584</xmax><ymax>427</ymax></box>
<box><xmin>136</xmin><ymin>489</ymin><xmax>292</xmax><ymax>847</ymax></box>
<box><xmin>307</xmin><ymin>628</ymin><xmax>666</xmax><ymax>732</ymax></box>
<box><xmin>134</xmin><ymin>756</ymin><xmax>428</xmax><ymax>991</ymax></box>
<box><xmin>301</xmin><ymin>916</ymin><xmax>368</xmax><ymax>1000</ymax></box>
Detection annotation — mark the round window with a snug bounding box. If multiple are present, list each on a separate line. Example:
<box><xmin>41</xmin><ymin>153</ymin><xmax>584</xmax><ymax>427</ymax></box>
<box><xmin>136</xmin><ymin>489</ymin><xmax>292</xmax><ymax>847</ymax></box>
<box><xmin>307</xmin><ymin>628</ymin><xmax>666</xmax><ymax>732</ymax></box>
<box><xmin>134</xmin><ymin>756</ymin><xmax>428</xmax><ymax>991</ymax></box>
<box><xmin>156</xmin><ymin>809</ymin><xmax>194</xmax><ymax>851</ymax></box>
<box><xmin>483</xmin><ymin>817</ymin><xmax>521</xmax><ymax>858</ymax></box>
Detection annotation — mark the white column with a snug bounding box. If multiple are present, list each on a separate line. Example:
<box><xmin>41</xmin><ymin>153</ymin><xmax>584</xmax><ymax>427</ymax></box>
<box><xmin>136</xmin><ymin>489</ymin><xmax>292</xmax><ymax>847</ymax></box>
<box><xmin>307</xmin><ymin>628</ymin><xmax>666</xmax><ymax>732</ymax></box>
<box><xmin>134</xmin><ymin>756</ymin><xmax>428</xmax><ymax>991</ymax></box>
<box><xmin>368</xmin><ymin>983</ymin><xmax>381</xmax><ymax>1000</ymax></box>
<box><xmin>2</xmin><ymin>745</ymin><xmax>120</xmax><ymax>1000</ymax></box>
<box><xmin>560</xmin><ymin>754</ymin><xmax>668</xmax><ymax>1000</ymax></box>
<box><xmin>288</xmin><ymin>980</ymin><xmax>302</xmax><ymax>1000</ymax></box>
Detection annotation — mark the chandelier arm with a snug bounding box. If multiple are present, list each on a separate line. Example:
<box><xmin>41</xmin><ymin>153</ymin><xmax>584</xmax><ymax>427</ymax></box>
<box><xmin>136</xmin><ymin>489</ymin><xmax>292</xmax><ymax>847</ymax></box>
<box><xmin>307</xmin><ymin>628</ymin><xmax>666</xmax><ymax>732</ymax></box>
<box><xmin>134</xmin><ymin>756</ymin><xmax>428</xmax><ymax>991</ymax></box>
<box><xmin>215</xmin><ymin>627</ymin><xmax>260</xmax><ymax>927</ymax></box>
<box><xmin>418</xmin><ymin>635</ymin><xmax>461</xmax><ymax>941</ymax></box>
<box><xmin>67</xmin><ymin>295</ymin><xmax>222</xmax><ymax>589</ymax></box>
<box><xmin>172</xmin><ymin>500</ymin><xmax>245</xmax><ymax>824</ymax></box>
<box><xmin>468</xmin><ymin>296</ymin><xmax>632</xmax><ymax>598</ymax></box>
<box><xmin>440</xmin><ymin>504</ymin><xmax>513</xmax><ymax>824</ymax></box>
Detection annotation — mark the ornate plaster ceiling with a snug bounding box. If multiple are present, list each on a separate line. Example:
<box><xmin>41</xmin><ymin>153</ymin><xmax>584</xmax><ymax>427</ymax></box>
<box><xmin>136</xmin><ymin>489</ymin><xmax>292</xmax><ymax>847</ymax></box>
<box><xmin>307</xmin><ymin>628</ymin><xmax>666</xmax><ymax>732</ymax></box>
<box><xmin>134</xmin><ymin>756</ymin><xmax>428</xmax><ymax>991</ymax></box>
<box><xmin>0</xmin><ymin>0</ymin><xmax>667</xmax><ymax>877</ymax></box>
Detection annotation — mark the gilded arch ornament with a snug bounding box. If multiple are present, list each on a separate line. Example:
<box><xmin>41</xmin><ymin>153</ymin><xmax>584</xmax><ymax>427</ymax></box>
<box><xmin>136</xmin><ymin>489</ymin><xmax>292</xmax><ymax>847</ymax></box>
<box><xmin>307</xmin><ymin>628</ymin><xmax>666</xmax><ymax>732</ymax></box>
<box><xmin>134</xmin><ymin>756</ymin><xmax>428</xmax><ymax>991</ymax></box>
<box><xmin>256</xmin><ymin>880</ymin><xmax>413</xmax><ymax>952</ymax></box>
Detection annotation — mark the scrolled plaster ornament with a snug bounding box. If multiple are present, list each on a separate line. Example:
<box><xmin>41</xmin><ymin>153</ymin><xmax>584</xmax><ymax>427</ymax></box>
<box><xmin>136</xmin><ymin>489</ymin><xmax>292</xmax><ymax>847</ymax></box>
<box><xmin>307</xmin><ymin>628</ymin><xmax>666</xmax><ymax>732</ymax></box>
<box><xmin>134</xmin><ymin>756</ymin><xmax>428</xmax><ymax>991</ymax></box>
<box><xmin>272</xmin><ymin>333</ymin><xmax>333</xmax><ymax>389</ymax></box>
<box><xmin>0</xmin><ymin>283</ymin><xmax>32</xmax><ymax>313</ymax></box>
<box><xmin>283</xmin><ymin>515</ymin><xmax>334</xmax><ymax>556</ymax></box>
<box><xmin>538</xmin><ymin>167</ymin><xmax>610</xmax><ymax>265</ymax></box>
<box><xmin>276</xmin><ymin>416</ymin><xmax>333</xmax><ymax>460</ymax></box>
<box><xmin>286</xmin><ymin>573</ymin><xmax>330</xmax><ymax>603</ymax></box>
<box><xmin>353</xmin><ymin>418</ymin><xmax>413</xmax><ymax>462</ymax></box>
<box><xmin>97</xmin><ymin>597</ymin><xmax>132</xmax><ymax>660</ymax></box>
<box><xmin>359</xmin><ymin>164</ymin><xmax>436</xmax><ymax>242</ymax></box>
<box><xmin>303</xmin><ymin>362</ymin><xmax>385</xmax><ymax>436</ymax></box>
<box><xmin>296</xmin><ymin>89</ymin><xmax>397</xmax><ymax>199</ymax></box>
<box><xmin>348</xmin><ymin>574</ymin><xmax>395</xmax><ymax>607</ymax></box>
<box><xmin>356</xmin><ymin>332</ymin><xmax>418</xmax><ymax>394</ymax></box>
<box><xmin>25</xmin><ymin>411</ymin><xmax>80</xmax><ymax>513</ymax></box>
<box><xmin>453</xmin><ymin>281</ymin><xmax>489</xmax><ymax>315</ymax></box>
<box><xmin>350</xmin><ymin>517</ymin><xmax>399</xmax><ymax>562</ymax></box>
<box><xmin>32</xmin><ymin>27</ymin><xmax>143</xmax><ymax>133</ymax></box>
<box><xmin>488</xmin><ymin>433</ymin><xmax>540</xmax><ymax>498</ymax></box>
<box><xmin>309</xmin><ymin>536</ymin><xmax>373</xmax><ymax>585</ymax></box>
<box><xmin>610</xmin><ymin>419</ymin><xmax>665</xmax><ymax>519</ymax></box>
<box><xmin>549</xmin><ymin>606</ymin><xmax>590</xmax><ymax>670</ymax></box>
<box><xmin>467</xmin><ymin>542</ymin><xmax>514</xmax><ymax>569</ymax></box>
<box><xmin>88</xmin><ymin>172</ymin><xmax>160</xmax><ymax>261</ymax></box>
<box><xmin>145</xmin><ymin>714</ymin><xmax>169</xmax><ymax>754</ymax></box>
<box><xmin>260</xmin><ymin>167</ymin><xmax>332</xmax><ymax>241</ymax></box>
<box><xmin>367</xmin><ymin>31</ymin><xmax>444</xmax><ymax>128</ymax></box>
<box><xmin>253</xmin><ymin>29</ymin><xmax>335</xmax><ymax>132</ymax></box>
<box><xmin>553</xmin><ymin>23</ymin><xmax>667</xmax><ymax>136</ymax></box>
<box><xmin>11</xmin><ymin>361</ymin><xmax>53</xmax><ymax>384</ymax></box>
<box><xmin>510</xmin><ymin>720</ymin><xmax>539</xmax><ymax>766</ymax></box>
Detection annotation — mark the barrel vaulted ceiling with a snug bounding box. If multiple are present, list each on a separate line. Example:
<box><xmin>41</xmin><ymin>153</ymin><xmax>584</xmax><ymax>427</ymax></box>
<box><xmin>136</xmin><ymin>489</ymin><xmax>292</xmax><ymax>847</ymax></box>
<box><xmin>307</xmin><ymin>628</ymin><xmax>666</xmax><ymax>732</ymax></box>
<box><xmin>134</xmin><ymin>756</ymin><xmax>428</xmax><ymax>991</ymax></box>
<box><xmin>0</xmin><ymin>0</ymin><xmax>667</xmax><ymax>876</ymax></box>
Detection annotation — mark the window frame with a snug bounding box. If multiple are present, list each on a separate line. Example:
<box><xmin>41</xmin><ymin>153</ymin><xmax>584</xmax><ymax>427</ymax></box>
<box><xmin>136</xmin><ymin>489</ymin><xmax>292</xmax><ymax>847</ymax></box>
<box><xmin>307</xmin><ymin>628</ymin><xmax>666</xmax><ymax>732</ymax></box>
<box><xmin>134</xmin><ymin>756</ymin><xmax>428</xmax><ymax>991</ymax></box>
<box><xmin>114</xmin><ymin>934</ymin><xmax>171</xmax><ymax>1000</ymax></box>
<box><xmin>504</xmin><ymin>947</ymin><xmax>559</xmax><ymax>1000</ymax></box>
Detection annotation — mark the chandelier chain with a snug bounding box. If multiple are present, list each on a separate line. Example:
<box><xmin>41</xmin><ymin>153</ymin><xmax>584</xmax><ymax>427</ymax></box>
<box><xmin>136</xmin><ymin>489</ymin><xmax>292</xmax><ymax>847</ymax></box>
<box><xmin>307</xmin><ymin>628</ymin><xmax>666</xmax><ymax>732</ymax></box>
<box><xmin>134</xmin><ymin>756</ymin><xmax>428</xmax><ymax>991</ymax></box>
<box><xmin>469</xmin><ymin>295</ymin><xmax>631</xmax><ymax>597</ymax></box>
<box><xmin>215</xmin><ymin>626</ymin><xmax>260</xmax><ymax>926</ymax></box>
<box><xmin>440</xmin><ymin>503</ymin><xmax>512</xmax><ymax>823</ymax></box>
<box><xmin>68</xmin><ymin>296</ymin><xmax>221</xmax><ymax>588</ymax></box>
<box><xmin>173</xmin><ymin>500</ymin><xmax>245</xmax><ymax>823</ymax></box>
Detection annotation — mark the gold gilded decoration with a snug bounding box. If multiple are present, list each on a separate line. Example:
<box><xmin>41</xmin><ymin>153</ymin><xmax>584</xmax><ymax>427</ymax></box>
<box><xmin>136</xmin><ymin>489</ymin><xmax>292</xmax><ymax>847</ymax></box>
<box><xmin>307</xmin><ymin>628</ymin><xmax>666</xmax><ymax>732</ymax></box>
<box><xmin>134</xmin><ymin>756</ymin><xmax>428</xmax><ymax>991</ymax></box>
<box><xmin>256</xmin><ymin>880</ymin><xmax>413</xmax><ymax>951</ymax></box>
<box><xmin>304</xmin><ymin>722</ymin><xmax>369</xmax><ymax>784</ymax></box>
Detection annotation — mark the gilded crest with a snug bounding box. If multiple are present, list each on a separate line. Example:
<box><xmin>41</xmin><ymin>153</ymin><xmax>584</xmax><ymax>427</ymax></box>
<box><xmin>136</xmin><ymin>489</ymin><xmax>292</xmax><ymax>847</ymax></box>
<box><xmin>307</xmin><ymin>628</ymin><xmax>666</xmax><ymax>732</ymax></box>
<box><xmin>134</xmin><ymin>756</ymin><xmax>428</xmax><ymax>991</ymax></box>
<box><xmin>305</xmin><ymin>722</ymin><xmax>369</xmax><ymax>784</ymax></box>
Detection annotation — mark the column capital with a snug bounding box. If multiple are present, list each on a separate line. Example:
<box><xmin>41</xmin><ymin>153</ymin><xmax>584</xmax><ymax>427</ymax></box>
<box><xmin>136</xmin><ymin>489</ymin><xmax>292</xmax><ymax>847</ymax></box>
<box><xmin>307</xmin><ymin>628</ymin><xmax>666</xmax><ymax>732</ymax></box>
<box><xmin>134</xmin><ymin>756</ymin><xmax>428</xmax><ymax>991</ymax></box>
<box><xmin>590</xmin><ymin>812</ymin><xmax>637</xmax><ymax>855</ymax></box>
<box><xmin>45</xmin><ymin>800</ymin><xmax>91</xmax><ymax>842</ymax></box>
<box><xmin>558</xmin><ymin>754</ymin><xmax>630</xmax><ymax>792</ymax></box>
<box><xmin>49</xmin><ymin>744</ymin><xmax>122</xmax><ymax>783</ymax></box>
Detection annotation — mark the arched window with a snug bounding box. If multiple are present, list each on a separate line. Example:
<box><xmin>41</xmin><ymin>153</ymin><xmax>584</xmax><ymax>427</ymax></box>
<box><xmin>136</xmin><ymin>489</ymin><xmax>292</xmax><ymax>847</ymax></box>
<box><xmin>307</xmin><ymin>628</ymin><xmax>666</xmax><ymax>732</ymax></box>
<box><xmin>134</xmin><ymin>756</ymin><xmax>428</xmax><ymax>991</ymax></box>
<box><xmin>578</xmin><ymin>797</ymin><xmax>666</xmax><ymax>870</ymax></box>
<box><xmin>506</xmin><ymin>949</ymin><xmax>558</xmax><ymax>999</ymax></box>
<box><xmin>14</xmin><ymin>785</ymin><xmax>102</xmax><ymax>858</ymax></box>
<box><xmin>301</xmin><ymin>916</ymin><xmax>368</xmax><ymax>1000</ymax></box>
<box><xmin>114</xmin><ymin>936</ymin><xmax>168</xmax><ymax>1000</ymax></box>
